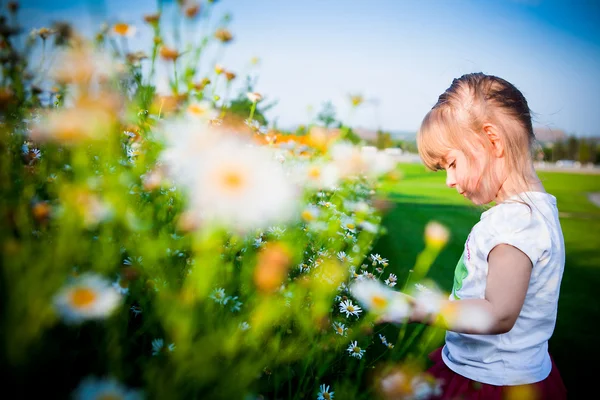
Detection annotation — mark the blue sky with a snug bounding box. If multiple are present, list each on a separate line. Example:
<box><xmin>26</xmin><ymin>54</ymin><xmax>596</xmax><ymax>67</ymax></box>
<box><xmin>21</xmin><ymin>0</ymin><xmax>600</xmax><ymax>137</ymax></box>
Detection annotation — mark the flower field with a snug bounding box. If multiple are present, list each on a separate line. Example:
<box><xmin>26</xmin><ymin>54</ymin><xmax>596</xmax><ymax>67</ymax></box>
<box><xmin>0</xmin><ymin>2</ymin><xmax>455</xmax><ymax>399</ymax></box>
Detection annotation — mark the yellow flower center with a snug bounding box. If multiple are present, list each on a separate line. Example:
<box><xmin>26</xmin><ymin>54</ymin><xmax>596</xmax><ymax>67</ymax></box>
<box><xmin>301</xmin><ymin>210</ymin><xmax>315</xmax><ymax>222</ymax></box>
<box><xmin>219</xmin><ymin>169</ymin><xmax>245</xmax><ymax>193</ymax></box>
<box><xmin>70</xmin><ymin>287</ymin><xmax>97</xmax><ymax>309</ymax></box>
<box><xmin>353</xmin><ymin>346</ymin><xmax>360</xmax><ymax>353</ymax></box>
<box><xmin>112</xmin><ymin>23</ymin><xmax>131</xmax><ymax>36</ymax></box>
<box><xmin>323</xmin><ymin>393</ymin><xmax>331</xmax><ymax>400</ymax></box>
<box><xmin>371</xmin><ymin>295</ymin><xmax>387</xmax><ymax>309</ymax></box>
<box><xmin>347</xmin><ymin>305</ymin><xmax>355</xmax><ymax>312</ymax></box>
<box><xmin>346</xmin><ymin>223</ymin><xmax>355</xmax><ymax>230</ymax></box>
<box><xmin>308</xmin><ymin>166</ymin><xmax>321</xmax><ymax>180</ymax></box>
<box><xmin>336</xmin><ymin>326</ymin><xmax>343</xmax><ymax>334</ymax></box>
<box><xmin>187</xmin><ymin>104</ymin><xmax>207</xmax><ymax>116</ymax></box>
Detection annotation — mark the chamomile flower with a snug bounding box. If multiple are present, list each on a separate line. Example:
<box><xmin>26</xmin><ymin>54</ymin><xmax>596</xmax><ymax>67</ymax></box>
<box><xmin>112</xmin><ymin>276</ymin><xmax>129</xmax><ymax>295</ymax></box>
<box><xmin>339</xmin><ymin>299</ymin><xmax>362</xmax><ymax>318</ymax></box>
<box><xmin>317</xmin><ymin>383</ymin><xmax>335</xmax><ymax>400</ymax></box>
<box><xmin>152</xmin><ymin>338</ymin><xmax>176</xmax><ymax>356</ymax></box>
<box><xmin>336</xmin><ymin>251</ymin><xmax>353</xmax><ymax>264</ymax></box>
<box><xmin>332</xmin><ymin>321</ymin><xmax>347</xmax><ymax>336</ymax></box>
<box><xmin>350</xmin><ymin>279</ymin><xmax>411</xmax><ymax>322</ymax></box>
<box><xmin>72</xmin><ymin>376</ymin><xmax>142</xmax><ymax>400</ymax></box>
<box><xmin>187</xmin><ymin>139</ymin><xmax>298</xmax><ymax>232</ymax></box>
<box><xmin>384</xmin><ymin>273</ymin><xmax>397</xmax><ymax>287</ymax></box>
<box><xmin>379</xmin><ymin>334</ymin><xmax>388</xmax><ymax>346</ymax></box>
<box><xmin>239</xmin><ymin>321</ymin><xmax>251</xmax><ymax>331</ymax></box>
<box><xmin>347</xmin><ymin>341</ymin><xmax>366</xmax><ymax>359</ymax></box>
<box><xmin>53</xmin><ymin>273</ymin><xmax>122</xmax><ymax>324</ymax></box>
<box><xmin>209</xmin><ymin>287</ymin><xmax>226</xmax><ymax>304</ymax></box>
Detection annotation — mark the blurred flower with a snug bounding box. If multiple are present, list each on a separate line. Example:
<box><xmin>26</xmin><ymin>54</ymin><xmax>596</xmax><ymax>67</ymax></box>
<box><xmin>185</xmin><ymin>101</ymin><xmax>218</xmax><ymax>121</ymax></box>
<box><xmin>193</xmin><ymin>78</ymin><xmax>211</xmax><ymax>91</ymax></box>
<box><xmin>53</xmin><ymin>273</ymin><xmax>122</xmax><ymax>324</ymax></box>
<box><xmin>424</xmin><ymin>221</ymin><xmax>450</xmax><ymax>250</ymax></box>
<box><xmin>376</xmin><ymin>366</ymin><xmax>442</xmax><ymax>400</ymax></box>
<box><xmin>30</xmin><ymin>101</ymin><xmax>118</xmax><ymax>144</ymax></box>
<box><xmin>339</xmin><ymin>299</ymin><xmax>362</xmax><ymax>318</ymax></box>
<box><xmin>246</xmin><ymin>92</ymin><xmax>262</xmax><ymax>103</ymax></box>
<box><xmin>33</xmin><ymin>27</ymin><xmax>56</xmax><ymax>40</ymax></box>
<box><xmin>143</xmin><ymin>13</ymin><xmax>160</xmax><ymax>26</ymax></box>
<box><xmin>317</xmin><ymin>384</ymin><xmax>335</xmax><ymax>400</ymax></box>
<box><xmin>159</xmin><ymin>45</ymin><xmax>180</xmax><ymax>61</ymax></box>
<box><xmin>254</xmin><ymin>243</ymin><xmax>292</xmax><ymax>293</ymax></box>
<box><xmin>301</xmin><ymin>205</ymin><xmax>320</xmax><ymax>223</ymax></box>
<box><xmin>50</xmin><ymin>46</ymin><xmax>118</xmax><ymax>85</ymax></box>
<box><xmin>239</xmin><ymin>321</ymin><xmax>251</xmax><ymax>331</ymax></box>
<box><xmin>111</xmin><ymin>22</ymin><xmax>136</xmax><ymax>37</ymax></box>
<box><xmin>350</xmin><ymin>279</ymin><xmax>411</xmax><ymax>321</ymax></box>
<box><xmin>152</xmin><ymin>338</ymin><xmax>175</xmax><ymax>356</ymax></box>
<box><xmin>31</xmin><ymin>201</ymin><xmax>51</xmax><ymax>224</ymax></box>
<box><xmin>112</xmin><ymin>276</ymin><xmax>129</xmax><ymax>295</ymax></box>
<box><xmin>180</xmin><ymin>137</ymin><xmax>298</xmax><ymax>231</ymax></box>
<box><xmin>224</xmin><ymin>70</ymin><xmax>236</xmax><ymax>81</ymax></box>
<box><xmin>126</xmin><ymin>51</ymin><xmax>148</xmax><ymax>65</ymax></box>
<box><xmin>294</xmin><ymin>161</ymin><xmax>340</xmax><ymax>191</ymax></box>
<box><xmin>349</xmin><ymin>94</ymin><xmax>364</xmax><ymax>107</ymax></box>
<box><xmin>214</xmin><ymin>28</ymin><xmax>233</xmax><ymax>43</ymax></box>
<box><xmin>346</xmin><ymin>341</ymin><xmax>365</xmax><ymax>359</ymax></box>
<box><xmin>209</xmin><ymin>287</ymin><xmax>227</xmax><ymax>304</ymax></box>
<box><xmin>214</xmin><ymin>64</ymin><xmax>224</xmax><ymax>74</ymax></box>
<box><xmin>72</xmin><ymin>376</ymin><xmax>143</xmax><ymax>400</ymax></box>
<box><xmin>7</xmin><ymin>1</ymin><xmax>18</xmax><ymax>14</ymax></box>
<box><xmin>182</xmin><ymin>1</ymin><xmax>200</xmax><ymax>18</ymax></box>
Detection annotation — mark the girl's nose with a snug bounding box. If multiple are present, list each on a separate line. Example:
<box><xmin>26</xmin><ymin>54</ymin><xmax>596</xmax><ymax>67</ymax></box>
<box><xmin>446</xmin><ymin>171</ymin><xmax>456</xmax><ymax>188</ymax></box>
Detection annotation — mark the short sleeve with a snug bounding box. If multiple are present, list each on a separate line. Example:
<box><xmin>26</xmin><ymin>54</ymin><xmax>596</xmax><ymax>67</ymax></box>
<box><xmin>475</xmin><ymin>203</ymin><xmax>550</xmax><ymax>267</ymax></box>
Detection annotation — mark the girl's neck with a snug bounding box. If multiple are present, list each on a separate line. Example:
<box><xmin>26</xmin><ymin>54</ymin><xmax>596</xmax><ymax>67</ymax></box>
<box><xmin>494</xmin><ymin>162</ymin><xmax>545</xmax><ymax>204</ymax></box>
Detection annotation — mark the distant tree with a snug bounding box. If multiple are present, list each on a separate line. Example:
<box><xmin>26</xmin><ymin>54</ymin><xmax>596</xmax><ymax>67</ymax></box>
<box><xmin>552</xmin><ymin>141</ymin><xmax>566</xmax><ymax>161</ymax></box>
<box><xmin>316</xmin><ymin>101</ymin><xmax>337</xmax><ymax>128</ymax></box>
<box><xmin>578</xmin><ymin>139</ymin><xmax>592</xmax><ymax>164</ymax></box>
<box><xmin>375</xmin><ymin>130</ymin><xmax>394</xmax><ymax>149</ymax></box>
<box><xmin>542</xmin><ymin>146</ymin><xmax>553</xmax><ymax>161</ymax></box>
<box><xmin>567</xmin><ymin>136</ymin><xmax>579</xmax><ymax>160</ymax></box>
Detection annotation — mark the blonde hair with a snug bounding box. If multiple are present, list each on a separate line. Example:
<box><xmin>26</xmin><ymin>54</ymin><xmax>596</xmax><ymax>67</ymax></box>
<box><xmin>417</xmin><ymin>73</ymin><xmax>537</xmax><ymax>200</ymax></box>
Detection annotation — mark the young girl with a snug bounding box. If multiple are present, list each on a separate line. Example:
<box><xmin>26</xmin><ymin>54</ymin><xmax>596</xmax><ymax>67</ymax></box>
<box><xmin>396</xmin><ymin>73</ymin><xmax>567</xmax><ymax>399</ymax></box>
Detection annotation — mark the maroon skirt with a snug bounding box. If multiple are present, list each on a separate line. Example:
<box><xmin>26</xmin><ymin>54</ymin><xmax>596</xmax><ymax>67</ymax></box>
<box><xmin>426</xmin><ymin>347</ymin><xmax>567</xmax><ymax>400</ymax></box>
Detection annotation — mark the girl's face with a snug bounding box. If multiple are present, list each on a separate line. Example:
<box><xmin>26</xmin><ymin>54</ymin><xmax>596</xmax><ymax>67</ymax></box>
<box><xmin>442</xmin><ymin>147</ymin><xmax>503</xmax><ymax>205</ymax></box>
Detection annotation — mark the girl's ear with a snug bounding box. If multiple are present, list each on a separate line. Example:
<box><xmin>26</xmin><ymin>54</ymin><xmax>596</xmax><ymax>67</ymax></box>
<box><xmin>483</xmin><ymin>123</ymin><xmax>504</xmax><ymax>157</ymax></box>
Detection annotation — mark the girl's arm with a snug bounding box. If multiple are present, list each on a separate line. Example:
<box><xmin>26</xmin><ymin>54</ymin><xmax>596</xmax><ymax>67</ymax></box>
<box><xmin>409</xmin><ymin>243</ymin><xmax>532</xmax><ymax>335</ymax></box>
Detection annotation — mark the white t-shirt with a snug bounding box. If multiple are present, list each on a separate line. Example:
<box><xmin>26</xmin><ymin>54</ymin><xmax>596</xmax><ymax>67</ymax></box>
<box><xmin>442</xmin><ymin>191</ymin><xmax>565</xmax><ymax>386</ymax></box>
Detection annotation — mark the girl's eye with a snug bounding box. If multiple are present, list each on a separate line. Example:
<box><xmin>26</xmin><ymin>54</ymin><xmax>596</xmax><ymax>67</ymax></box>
<box><xmin>448</xmin><ymin>161</ymin><xmax>456</xmax><ymax>169</ymax></box>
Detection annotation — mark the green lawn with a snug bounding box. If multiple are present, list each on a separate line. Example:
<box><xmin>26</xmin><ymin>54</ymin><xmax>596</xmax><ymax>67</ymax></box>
<box><xmin>371</xmin><ymin>163</ymin><xmax>600</xmax><ymax>398</ymax></box>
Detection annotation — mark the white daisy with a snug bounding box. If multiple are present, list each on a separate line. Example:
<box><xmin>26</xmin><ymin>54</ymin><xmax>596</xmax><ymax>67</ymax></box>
<box><xmin>379</xmin><ymin>334</ymin><xmax>388</xmax><ymax>346</ymax></box>
<box><xmin>209</xmin><ymin>287</ymin><xmax>226</xmax><ymax>304</ymax></box>
<box><xmin>112</xmin><ymin>276</ymin><xmax>129</xmax><ymax>295</ymax></box>
<box><xmin>317</xmin><ymin>383</ymin><xmax>335</xmax><ymax>400</ymax></box>
<box><xmin>72</xmin><ymin>376</ymin><xmax>142</xmax><ymax>400</ymax></box>
<box><xmin>239</xmin><ymin>321</ymin><xmax>251</xmax><ymax>331</ymax></box>
<box><xmin>151</xmin><ymin>338</ymin><xmax>164</xmax><ymax>356</ymax></box>
<box><xmin>350</xmin><ymin>279</ymin><xmax>411</xmax><ymax>322</ymax></box>
<box><xmin>336</xmin><ymin>251</ymin><xmax>353</xmax><ymax>264</ymax></box>
<box><xmin>152</xmin><ymin>338</ymin><xmax>175</xmax><ymax>356</ymax></box>
<box><xmin>384</xmin><ymin>273</ymin><xmax>397</xmax><ymax>287</ymax></box>
<box><xmin>338</xmin><ymin>299</ymin><xmax>362</xmax><ymax>318</ymax></box>
<box><xmin>53</xmin><ymin>273</ymin><xmax>122</xmax><ymax>324</ymax></box>
<box><xmin>188</xmin><ymin>139</ymin><xmax>299</xmax><ymax>232</ymax></box>
<box><xmin>346</xmin><ymin>341</ymin><xmax>366</xmax><ymax>359</ymax></box>
<box><xmin>332</xmin><ymin>321</ymin><xmax>347</xmax><ymax>336</ymax></box>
